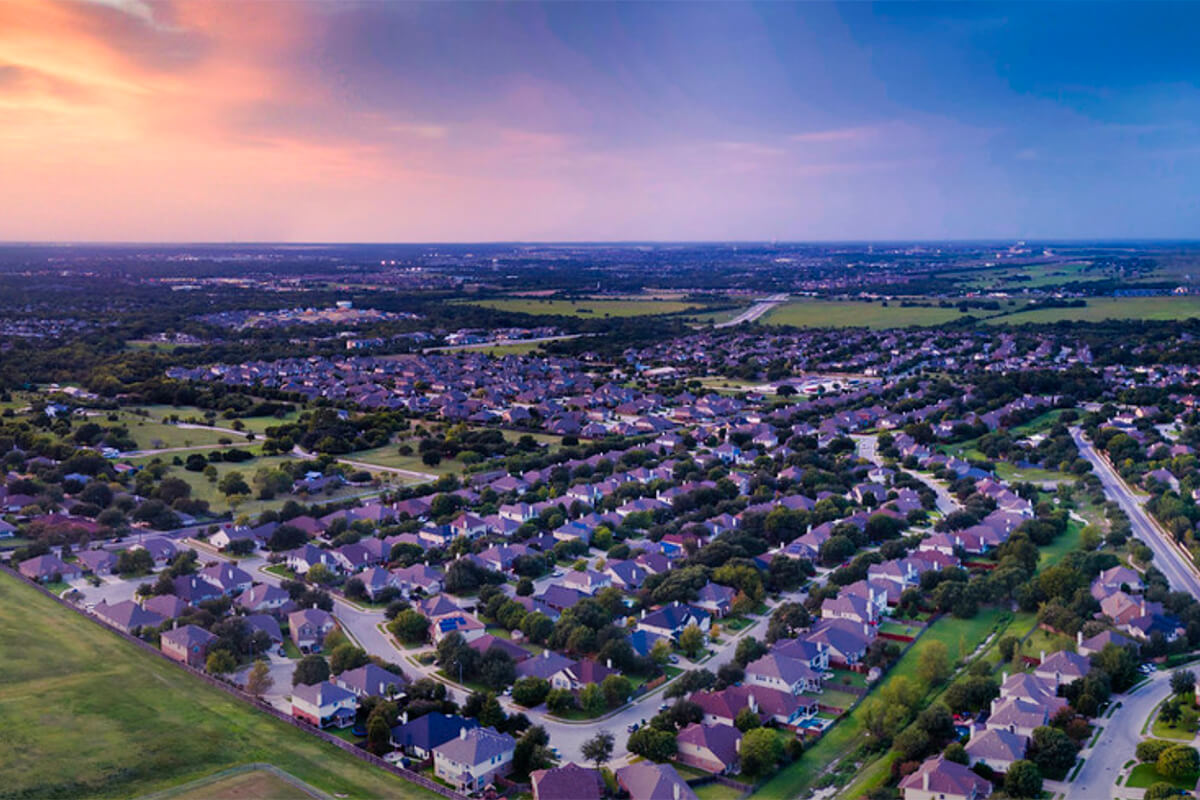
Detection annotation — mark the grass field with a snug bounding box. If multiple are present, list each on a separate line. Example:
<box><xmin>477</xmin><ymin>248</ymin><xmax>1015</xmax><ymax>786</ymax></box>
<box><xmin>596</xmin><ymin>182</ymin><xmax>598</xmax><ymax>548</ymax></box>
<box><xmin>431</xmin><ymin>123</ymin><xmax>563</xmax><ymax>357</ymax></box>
<box><xmin>987</xmin><ymin>296</ymin><xmax>1200</xmax><ymax>325</ymax></box>
<box><xmin>465</xmin><ymin>298</ymin><xmax>701</xmax><ymax>318</ymax></box>
<box><xmin>154</xmin><ymin>767</ymin><xmax>317</xmax><ymax>799</ymax></box>
<box><xmin>762</xmin><ymin>299</ymin><xmax>982</xmax><ymax>329</ymax></box>
<box><xmin>0</xmin><ymin>571</ymin><xmax>437</xmax><ymax>800</ymax></box>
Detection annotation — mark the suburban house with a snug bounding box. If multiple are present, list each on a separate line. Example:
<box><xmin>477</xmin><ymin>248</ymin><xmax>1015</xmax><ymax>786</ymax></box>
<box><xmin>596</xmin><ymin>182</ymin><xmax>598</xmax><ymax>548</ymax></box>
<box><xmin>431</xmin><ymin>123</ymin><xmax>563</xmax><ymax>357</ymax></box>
<box><xmin>335</xmin><ymin>663</ymin><xmax>407</xmax><ymax>699</ymax></box>
<box><xmin>744</xmin><ymin>653</ymin><xmax>823</xmax><ymax>694</ymax></box>
<box><xmin>532</xmin><ymin>763</ymin><xmax>604</xmax><ymax>800</ymax></box>
<box><xmin>430</xmin><ymin>611</ymin><xmax>486</xmax><ymax>644</ymax></box>
<box><xmin>638</xmin><ymin>602</ymin><xmax>712</xmax><ymax>640</ymax></box>
<box><xmin>899</xmin><ymin>757</ymin><xmax>992</xmax><ymax>800</ymax></box>
<box><xmin>93</xmin><ymin>599</ymin><xmax>164</xmax><ymax>634</ymax></box>
<box><xmin>615</xmin><ymin>762</ymin><xmax>700</xmax><ymax>800</ymax></box>
<box><xmin>198</xmin><ymin>562</ymin><xmax>253</xmax><ymax>596</ymax></box>
<box><xmin>391</xmin><ymin>712</ymin><xmax>478</xmax><ymax>759</ymax></box>
<box><xmin>392</xmin><ymin>563</ymin><xmax>444</xmax><ymax>596</ymax></box>
<box><xmin>1033</xmin><ymin>650</ymin><xmax>1091</xmax><ymax>689</ymax></box>
<box><xmin>291</xmin><ymin>680</ymin><xmax>357</xmax><ymax>729</ymax></box>
<box><xmin>964</xmin><ymin>728</ymin><xmax>1026</xmax><ymax>773</ymax></box>
<box><xmin>76</xmin><ymin>549</ymin><xmax>118</xmax><ymax>575</ymax></box>
<box><xmin>433</xmin><ymin>726</ymin><xmax>516</xmax><ymax>792</ymax></box>
<box><xmin>237</xmin><ymin>583</ymin><xmax>292</xmax><ymax>614</ymax></box>
<box><xmin>160</xmin><ymin>624</ymin><xmax>216</xmax><ymax>668</ymax></box>
<box><xmin>675</xmin><ymin>722</ymin><xmax>742</xmax><ymax>774</ymax></box>
<box><xmin>18</xmin><ymin>554</ymin><xmax>80</xmax><ymax>583</ymax></box>
<box><xmin>694</xmin><ymin>583</ymin><xmax>736</xmax><ymax>617</ymax></box>
<box><xmin>288</xmin><ymin>607</ymin><xmax>336</xmax><ymax>651</ymax></box>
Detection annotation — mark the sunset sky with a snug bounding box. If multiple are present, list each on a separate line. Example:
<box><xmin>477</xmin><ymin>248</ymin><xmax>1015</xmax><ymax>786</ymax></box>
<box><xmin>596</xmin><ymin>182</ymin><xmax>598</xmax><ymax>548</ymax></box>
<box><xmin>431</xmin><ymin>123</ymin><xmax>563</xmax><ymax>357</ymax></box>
<box><xmin>2</xmin><ymin>1</ymin><xmax>1198</xmax><ymax>242</ymax></box>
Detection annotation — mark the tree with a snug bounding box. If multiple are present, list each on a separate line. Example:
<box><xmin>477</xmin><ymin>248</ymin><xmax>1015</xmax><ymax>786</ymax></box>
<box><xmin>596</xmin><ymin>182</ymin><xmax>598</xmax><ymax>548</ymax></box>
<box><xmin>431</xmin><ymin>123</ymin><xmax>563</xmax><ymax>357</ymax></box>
<box><xmin>512</xmin><ymin>677</ymin><xmax>551</xmax><ymax>707</ymax></box>
<box><xmin>893</xmin><ymin>726</ymin><xmax>931</xmax><ymax>761</ymax></box>
<box><xmin>218</xmin><ymin>470</ymin><xmax>251</xmax><ymax>497</ymax></box>
<box><xmin>330</xmin><ymin>643</ymin><xmax>369</xmax><ymax>675</ymax></box>
<box><xmin>306</xmin><ymin>563</ymin><xmax>336</xmax><ymax>587</ymax></box>
<box><xmin>388</xmin><ymin>609</ymin><xmax>430</xmax><ymax>645</ymax></box>
<box><xmin>740</xmin><ymin>728</ymin><xmax>783</xmax><ymax>777</ymax></box>
<box><xmin>1138</xmin><ymin>739</ymin><xmax>1175</xmax><ymax>763</ymax></box>
<box><xmin>546</xmin><ymin>688</ymin><xmax>577</xmax><ymax>714</ymax></box>
<box><xmin>1028</xmin><ymin>726</ymin><xmax>1078</xmax><ymax>774</ymax></box>
<box><xmin>735</xmin><ymin>706</ymin><xmax>762</xmax><ymax>732</ymax></box>
<box><xmin>292</xmin><ymin>654</ymin><xmax>331</xmax><ymax>686</ymax></box>
<box><xmin>601</xmin><ymin>674</ymin><xmax>633</xmax><ymax>708</ymax></box>
<box><xmin>582</xmin><ymin>731</ymin><xmax>615</xmax><ymax>770</ymax></box>
<box><xmin>513</xmin><ymin>725</ymin><xmax>553</xmax><ymax>775</ymax></box>
<box><xmin>367</xmin><ymin>714</ymin><xmax>391</xmax><ymax>755</ymax></box>
<box><xmin>1171</xmin><ymin>669</ymin><xmax>1196</xmax><ymax>697</ymax></box>
<box><xmin>917</xmin><ymin>640</ymin><xmax>951</xmax><ymax>687</ymax></box>
<box><xmin>1160</xmin><ymin>699</ymin><xmax>1182</xmax><ymax>726</ymax></box>
<box><xmin>735</xmin><ymin>636</ymin><xmax>768</xmax><ymax>667</ymax></box>
<box><xmin>1005</xmin><ymin>760</ymin><xmax>1043</xmax><ymax>799</ymax></box>
<box><xmin>650</xmin><ymin>638</ymin><xmax>673</xmax><ymax>667</ymax></box>
<box><xmin>678</xmin><ymin>624</ymin><xmax>705</xmax><ymax>659</ymax></box>
<box><xmin>627</xmin><ymin>727</ymin><xmax>677</xmax><ymax>762</ymax></box>
<box><xmin>206</xmin><ymin>649</ymin><xmax>236</xmax><ymax>676</ymax></box>
<box><xmin>943</xmin><ymin>742</ymin><xmax>968</xmax><ymax>765</ymax></box>
<box><xmin>1147</xmin><ymin>783</ymin><xmax>1184</xmax><ymax>800</ymax></box>
<box><xmin>245</xmin><ymin>659</ymin><xmax>274</xmax><ymax>698</ymax></box>
<box><xmin>580</xmin><ymin>683</ymin><xmax>606</xmax><ymax>716</ymax></box>
<box><xmin>1157</xmin><ymin>745</ymin><xmax>1200</xmax><ymax>780</ymax></box>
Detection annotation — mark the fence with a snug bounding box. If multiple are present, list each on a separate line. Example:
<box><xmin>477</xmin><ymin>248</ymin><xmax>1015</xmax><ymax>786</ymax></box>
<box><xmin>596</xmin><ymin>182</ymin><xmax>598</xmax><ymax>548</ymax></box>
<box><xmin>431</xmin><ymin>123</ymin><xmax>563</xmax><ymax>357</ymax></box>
<box><xmin>0</xmin><ymin>565</ymin><xmax>469</xmax><ymax>800</ymax></box>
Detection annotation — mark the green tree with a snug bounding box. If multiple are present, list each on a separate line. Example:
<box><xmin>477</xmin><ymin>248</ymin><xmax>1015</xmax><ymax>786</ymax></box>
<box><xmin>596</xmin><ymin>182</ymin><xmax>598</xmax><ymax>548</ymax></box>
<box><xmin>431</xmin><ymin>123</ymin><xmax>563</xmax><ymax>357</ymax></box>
<box><xmin>678</xmin><ymin>624</ymin><xmax>705</xmax><ymax>659</ymax></box>
<box><xmin>917</xmin><ymin>640</ymin><xmax>951</xmax><ymax>687</ymax></box>
<box><xmin>893</xmin><ymin>726</ymin><xmax>931</xmax><ymax>761</ymax></box>
<box><xmin>512</xmin><ymin>677</ymin><xmax>551</xmax><ymax>707</ymax></box>
<box><xmin>292</xmin><ymin>654</ymin><xmax>331</xmax><ymax>686</ymax></box>
<box><xmin>943</xmin><ymin>742</ymin><xmax>968</xmax><ymax>765</ymax></box>
<box><xmin>546</xmin><ymin>688</ymin><xmax>577</xmax><ymax>714</ymax></box>
<box><xmin>1171</xmin><ymin>669</ymin><xmax>1196</xmax><ymax>697</ymax></box>
<box><xmin>1005</xmin><ymin>760</ymin><xmax>1043</xmax><ymax>799</ymax></box>
<box><xmin>206</xmin><ymin>649</ymin><xmax>237</xmax><ymax>676</ymax></box>
<box><xmin>627</xmin><ymin>727</ymin><xmax>677</xmax><ymax>762</ymax></box>
<box><xmin>306</xmin><ymin>563</ymin><xmax>336</xmax><ymax>587</ymax></box>
<box><xmin>739</xmin><ymin>728</ymin><xmax>783</xmax><ymax>777</ymax></box>
<box><xmin>601</xmin><ymin>674</ymin><xmax>633</xmax><ymax>708</ymax></box>
<box><xmin>1028</xmin><ymin>726</ymin><xmax>1078</xmax><ymax>774</ymax></box>
<box><xmin>367</xmin><ymin>714</ymin><xmax>391</xmax><ymax>756</ymax></box>
<box><xmin>388</xmin><ymin>609</ymin><xmax>430</xmax><ymax>644</ymax></box>
<box><xmin>245</xmin><ymin>659</ymin><xmax>274</xmax><ymax>697</ymax></box>
<box><xmin>582</xmin><ymin>731</ymin><xmax>615</xmax><ymax>770</ymax></box>
<box><xmin>735</xmin><ymin>707</ymin><xmax>761</xmax><ymax>732</ymax></box>
<box><xmin>1157</xmin><ymin>745</ymin><xmax>1200</xmax><ymax>780</ymax></box>
<box><xmin>650</xmin><ymin>638</ymin><xmax>673</xmax><ymax>667</ymax></box>
<box><xmin>580</xmin><ymin>683</ymin><xmax>606</xmax><ymax>716</ymax></box>
<box><xmin>329</xmin><ymin>643</ymin><xmax>369</xmax><ymax>675</ymax></box>
<box><xmin>1147</xmin><ymin>783</ymin><xmax>1183</xmax><ymax>800</ymax></box>
<box><xmin>218</xmin><ymin>470</ymin><xmax>250</xmax><ymax>497</ymax></box>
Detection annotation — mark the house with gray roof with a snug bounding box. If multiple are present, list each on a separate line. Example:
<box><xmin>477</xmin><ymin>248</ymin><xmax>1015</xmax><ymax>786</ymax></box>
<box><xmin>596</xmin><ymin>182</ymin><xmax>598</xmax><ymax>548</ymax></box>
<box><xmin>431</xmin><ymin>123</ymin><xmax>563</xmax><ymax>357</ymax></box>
<box><xmin>433</xmin><ymin>726</ymin><xmax>516</xmax><ymax>791</ymax></box>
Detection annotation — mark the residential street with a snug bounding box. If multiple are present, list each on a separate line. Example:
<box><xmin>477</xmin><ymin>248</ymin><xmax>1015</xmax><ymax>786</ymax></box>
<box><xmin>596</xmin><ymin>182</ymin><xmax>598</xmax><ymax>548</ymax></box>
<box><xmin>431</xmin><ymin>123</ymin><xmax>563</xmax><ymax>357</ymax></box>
<box><xmin>1071</xmin><ymin>427</ymin><xmax>1200</xmax><ymax>596</ymax></box>
<box><xmin>853</xmin><ymin>434</ymin><xmax>962</xmax><ymax>515</ymax></box>
<box><xmin>1064</xmin><ymin>669</ymin><xmax>1175</xmax><ymax>800</ymax></box>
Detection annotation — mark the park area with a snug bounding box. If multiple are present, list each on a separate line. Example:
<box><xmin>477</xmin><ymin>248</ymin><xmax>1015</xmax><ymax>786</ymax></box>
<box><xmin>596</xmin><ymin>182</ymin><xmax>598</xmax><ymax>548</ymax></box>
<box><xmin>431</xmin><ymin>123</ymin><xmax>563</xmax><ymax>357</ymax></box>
<box><xmin>762</xmin><ymin>299</ymin><xmax>989</xmax><ymax>329</ymax></box>
<box><xmin>0</xmin><ymin>571</ymin><xmax>437</xmax><ymax>800</ymax></box>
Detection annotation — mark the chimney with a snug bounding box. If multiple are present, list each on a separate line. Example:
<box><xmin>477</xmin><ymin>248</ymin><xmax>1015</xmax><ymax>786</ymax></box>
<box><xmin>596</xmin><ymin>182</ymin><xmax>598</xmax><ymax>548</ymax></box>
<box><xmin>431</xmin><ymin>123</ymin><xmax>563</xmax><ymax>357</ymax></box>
<box><xmin>922</xmin><ymin>769</ymin><xmax>930</xmax><ymax>791</ymax></box>
<box><xmin>1002</xmin><ymin>670</ymin><xmax>1008</xmax><ymax>682</ymax></box>
<box><xmin>673</xmin><ymin>783</ymin><xmax>681</xmax><ymax>800</ymax></box>
<box><xmin>641</xmin><ymin>609</ymin><xmax>646</xmax><ymax>619</ymax></box>
<box><xmin>607</xmin><ymin>659</ymin><xmax>613</xmax><ymax>669</ymax></box>
<box><xmin>544</xmin><ymin>649</ymin><xmax>550</xmax><ymax>659</ymax></box>
<box><xmin>1040</xmin><ymin>650</ymin><xmax>1046</xmax><ymax>664</ymax></box>
<box><xmin>748</xmin><ymin>693</ymin><xmax>757</xmax><ymax>712</ymax></box>
<box><xmin>459</xmin><ymin>727</ymin><xmax>467</xmax><ymax>740</ymax></box>
<box><xmin>312</xmin><ymin>602</ymin><xmax>317</xmax><ymax>610</ymax></box>
<box><xmin>734</xmin><ymin>737</ymin><xmax>741</xmax><ymax>753</ymax></box>
<box><xmin>1077</xmin><ymin>631</ymin><xmax>1083</xmax><ymax>648</ymax></box>
<box><xmin>401</xmin><ymin>711</ymin><xmax>408</xmax><ymax>725</ymax></box>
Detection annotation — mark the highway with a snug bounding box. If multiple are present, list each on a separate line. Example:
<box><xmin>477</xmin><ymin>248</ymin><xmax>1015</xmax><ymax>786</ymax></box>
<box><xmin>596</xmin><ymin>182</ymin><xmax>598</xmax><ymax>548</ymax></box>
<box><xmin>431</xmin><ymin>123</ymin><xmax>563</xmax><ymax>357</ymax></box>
<box><xmin>714</xmin><ymin>293</ymin><xmax>789</xmax><ymax>328</ymax></box>
<box><xmin>1071</xmin><ymin>427</ymin><xmax>1200</xmax><ymax>596</ymax></box>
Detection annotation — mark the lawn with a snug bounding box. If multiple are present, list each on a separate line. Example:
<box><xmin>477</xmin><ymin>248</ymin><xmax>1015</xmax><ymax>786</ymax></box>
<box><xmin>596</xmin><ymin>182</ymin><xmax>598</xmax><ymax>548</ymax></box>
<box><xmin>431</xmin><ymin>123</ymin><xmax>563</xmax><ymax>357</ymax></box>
<box><xmin>348</xmin><ymin>441</ymin><xmax>462</xmax><ymax>477</ymax></box>
<box><xmin>693</xmin><ymin>781</ymin><xmax>746</xmax><ymax>800</ymax></box>
<box><xmin>465</xmin><ymin>298</ymin><xmax>702</xmax><ymax>318</ymax></box>
<box><xmin>0</xmin><ymin>571</ymin><xmax>438</xmax><ymax>800</ymax></box>
<box><xmin>1037</xmin><ymin>519</ymin><xmax>1085</xmax><ymax>568</ymax></box>
<box><xmin>762</xmin><ymin>299</ymin><xmax>987</xmax><ymax>329</ymax></box>
<box><xmin>1126</xmin><ymin>762</ymin><xmax>1200</xmax><ymax>790</ymax></box>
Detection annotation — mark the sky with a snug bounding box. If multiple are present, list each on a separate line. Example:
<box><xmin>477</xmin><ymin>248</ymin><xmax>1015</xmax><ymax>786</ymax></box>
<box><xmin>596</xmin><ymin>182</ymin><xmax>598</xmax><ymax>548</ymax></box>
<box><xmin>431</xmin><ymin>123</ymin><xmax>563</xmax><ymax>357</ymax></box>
<box><xmin>1</xmin><ymin>0</ymin><xmax>1198</xmax><ymax>242</ymax></box>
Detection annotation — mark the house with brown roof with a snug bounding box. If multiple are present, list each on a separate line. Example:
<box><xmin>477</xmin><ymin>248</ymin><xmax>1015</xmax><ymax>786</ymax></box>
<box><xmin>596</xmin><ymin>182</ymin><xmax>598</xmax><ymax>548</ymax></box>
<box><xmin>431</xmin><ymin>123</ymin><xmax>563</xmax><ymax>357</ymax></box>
<box><xmin>160</xmin><ymin>623</ymin><xmax>216</xmax><ymax>668</ymax></box>
<box><xmin>675</xmin><ymin>722</ymin><xmax>741</xmax><ymax>774</ymax></box>
<box><xmin>964</xmin><ymin>728</ymin><xmax>1026</xmax><ymax>774</ymax></box>
<box><xmin>899</xmin><ymin>756</ymin><xmax>992</xmax><ymax>800</ymax></box>
<box><xmin>615</xmin><ymin>762</ymin><xmax>699</xmax><ymax>800</ymax></box>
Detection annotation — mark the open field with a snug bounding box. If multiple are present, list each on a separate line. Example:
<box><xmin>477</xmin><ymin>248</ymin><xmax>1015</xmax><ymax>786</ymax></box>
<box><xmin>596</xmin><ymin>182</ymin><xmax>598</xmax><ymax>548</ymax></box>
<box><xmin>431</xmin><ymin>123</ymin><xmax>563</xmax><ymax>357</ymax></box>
<box><xmin>136</xmin><ymin>404</ymin><xmax>302</xmax><ymax>437</ymax></box>
<box><xmin>1126</xmin><ymin>762</ymin><xmax>1200</xmax><ymax>790</ymax></box>
<box><xmin>154</xmin><ymin>767</ymin><xmax>317</xmax><ymax>800</ymax></box>
<box><xmin>464</xmin><ymin>298</ymin><xmax>701</xmax><ymax>317</ymax></box>
<box><xmin>987</xmin><ymin>296</ymin><xmax>1200</xmax><ymax>325</ymax></box>
<box><xmin>762</xmin><ymin>299</ymin><xmax>982</xmax><ymax>328</ymax></box>
<box><xmin>0</xmin><ymin>571</ymin><xmax>437</xmax><ymax>800</ymax></box>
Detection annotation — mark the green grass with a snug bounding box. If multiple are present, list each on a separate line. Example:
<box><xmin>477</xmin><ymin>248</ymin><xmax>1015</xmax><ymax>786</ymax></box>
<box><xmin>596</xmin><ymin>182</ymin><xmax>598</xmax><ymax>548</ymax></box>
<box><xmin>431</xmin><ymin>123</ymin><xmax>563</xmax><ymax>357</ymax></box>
<box><xmin>465</xmin><ymin>298</ymin><xmax>702</xmax><ymax>318</ymax></box>
<box><xmin>348</xmin><ymin>441</ymin><xmax>461</xmax><ymax>477</ymax></box>
<box><xmin>1126</xmin><ymin>762</ymin><xmax>1200</xmax><ymax>790</ymax></box>
<box><xmin>986</xmin><ymin>296</ymin><xmax>1200</xmax><ymax>325</ymax></box>
<box><xmin>0</xmin><ymin>571</ymin><xmax>437</xmax><ymax>800</ymax></box>
<box><xmin>763</xmin><ymin>299</ymin><xmax>986</xmax><ymax>329</ymax></box>
<box><xmin>694</xmin><ymin>782</ymin><xmax>747</xmax><ymax>800</ymax></box>
<box><xmin>1037</xmin><ymin>519</ymin><xmax>1085</xmax><ymax>568</ymax></box>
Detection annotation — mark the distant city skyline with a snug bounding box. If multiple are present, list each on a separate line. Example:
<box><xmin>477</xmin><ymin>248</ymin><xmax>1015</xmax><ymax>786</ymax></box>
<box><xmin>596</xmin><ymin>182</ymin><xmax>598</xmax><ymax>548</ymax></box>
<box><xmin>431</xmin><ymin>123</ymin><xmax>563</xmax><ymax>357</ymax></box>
<box><xmin>2</xmin><ymin>1</ymin><xmax>1197</xmax><ymax>242</ymax></box>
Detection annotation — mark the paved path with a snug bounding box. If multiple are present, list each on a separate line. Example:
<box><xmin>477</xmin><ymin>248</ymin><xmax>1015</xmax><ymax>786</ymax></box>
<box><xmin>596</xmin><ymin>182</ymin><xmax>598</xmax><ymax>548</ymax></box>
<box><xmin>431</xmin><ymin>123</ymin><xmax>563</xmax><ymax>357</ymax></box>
<box><xmin>1071</xmin><ymin>427</ymin><xmax>1200</xmax><ymax>596</ymax></box>
<box><xmin>714</xmin><ymin>293</ymin><xmax>789</xmax><ymax>328</ymax></box>
<box><xmin>292</xmin><ymin>446</ymin><xmax>438</xmax><ymax>484</ymax></box>
<box><xmin>1065</xmin><ymin>669</ymin><xmax>1174</xmax><ymax>800</ymax></box>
